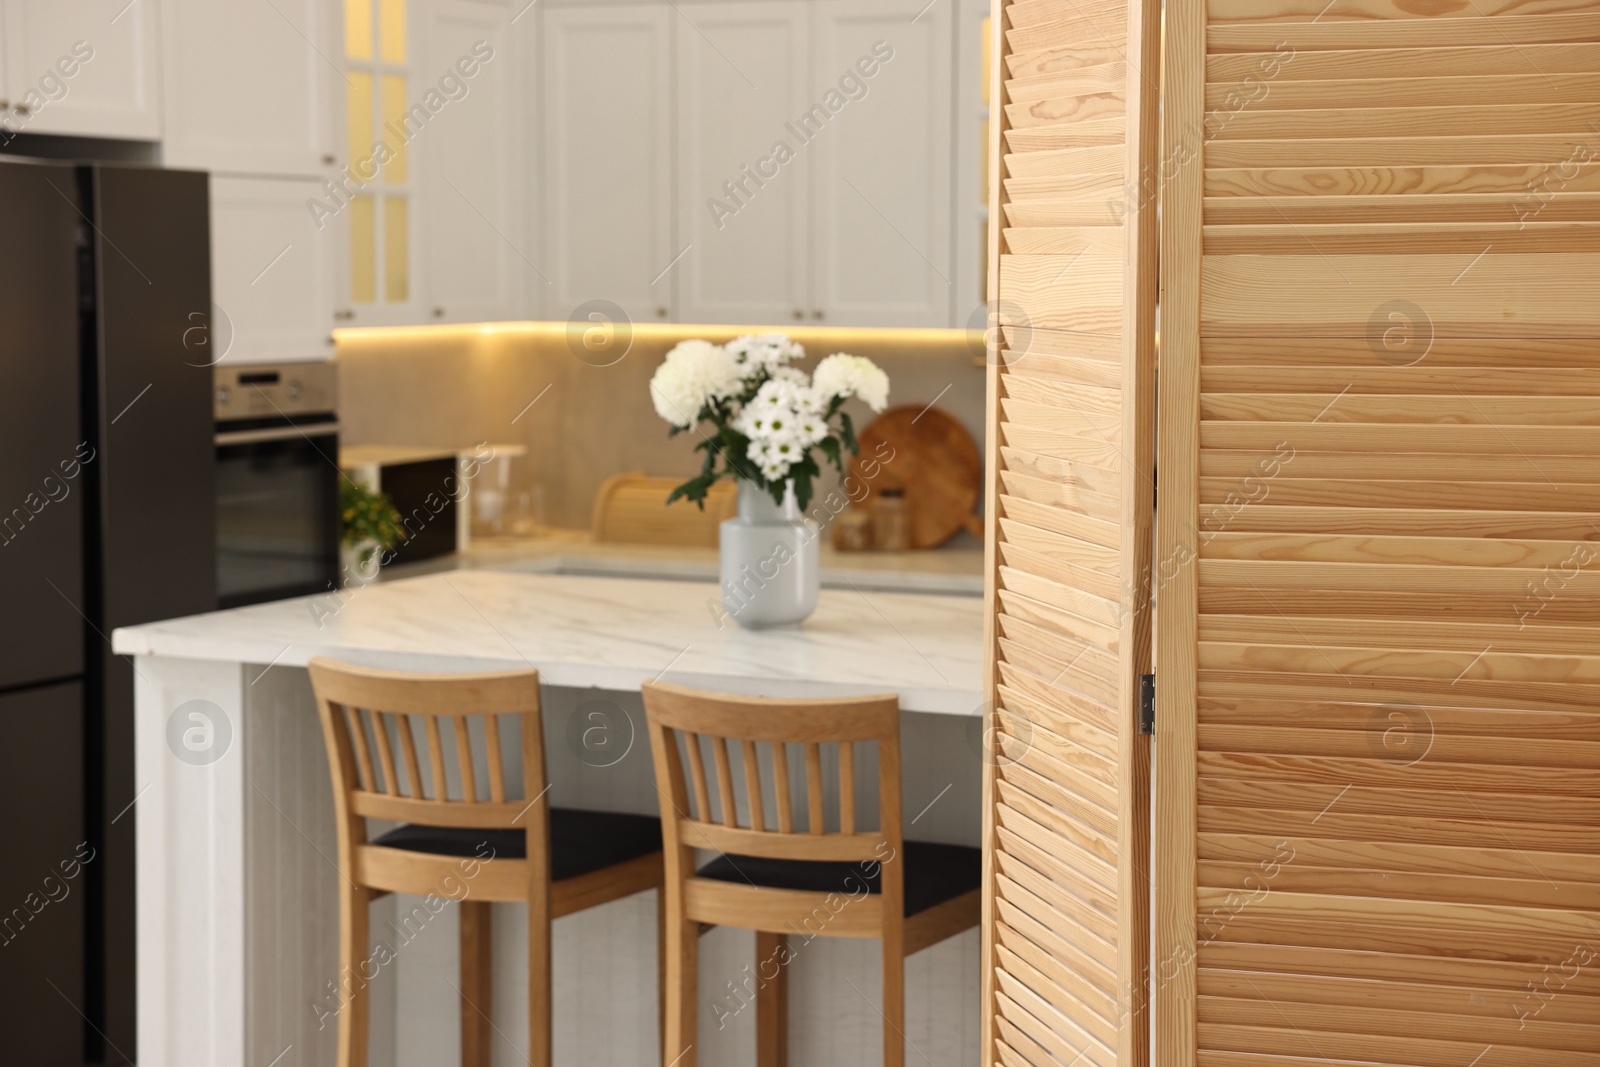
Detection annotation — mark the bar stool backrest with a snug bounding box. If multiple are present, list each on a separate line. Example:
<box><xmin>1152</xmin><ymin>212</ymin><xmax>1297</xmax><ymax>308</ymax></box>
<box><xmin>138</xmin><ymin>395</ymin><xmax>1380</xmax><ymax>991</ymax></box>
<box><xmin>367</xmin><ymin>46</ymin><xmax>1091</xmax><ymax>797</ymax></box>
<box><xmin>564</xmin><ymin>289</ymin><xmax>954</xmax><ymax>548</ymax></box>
<box><xmin>308</xmin><ymin>658</ymin><xmax>548</xmax><ymax>848</ymax></box>
<box><xmin>641</xmin><ymin>680</ymin><xmax>904</xmax><ymax>907</ymax></box>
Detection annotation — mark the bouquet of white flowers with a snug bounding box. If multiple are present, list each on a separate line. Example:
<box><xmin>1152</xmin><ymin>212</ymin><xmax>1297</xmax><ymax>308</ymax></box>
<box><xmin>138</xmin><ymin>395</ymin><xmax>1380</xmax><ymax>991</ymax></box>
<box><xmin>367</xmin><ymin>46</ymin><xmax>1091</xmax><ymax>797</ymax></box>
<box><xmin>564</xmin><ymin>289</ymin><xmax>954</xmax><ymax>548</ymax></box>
<box><xmin>649</xmin><ymin>333</ymin><xmax>889</xmax><ymax>512</ymax></box>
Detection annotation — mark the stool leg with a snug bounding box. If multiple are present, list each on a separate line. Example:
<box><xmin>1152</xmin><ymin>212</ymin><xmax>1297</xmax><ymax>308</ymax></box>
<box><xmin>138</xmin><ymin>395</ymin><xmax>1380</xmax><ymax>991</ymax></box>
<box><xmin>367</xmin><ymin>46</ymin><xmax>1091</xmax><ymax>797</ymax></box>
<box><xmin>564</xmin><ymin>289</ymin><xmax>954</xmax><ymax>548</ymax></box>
<box><xmin>663</xmin><ymin>899</ymin><xmax>698</xmax><ymax>1067</ymax></box>
<box><xmin>337</xmin><ymin>883</ymin><xmax>372</xmax><ymax>1067</ymax></box>
<box><xmin>755</xmin><ymin>932</ymin><xmax>788</xmax><ymax>1067</ymax></box>
<box><xmin>528</xmin><ymin>894</ymin><xmax>552</xmax><ymax>1067</ymax></box>
<box><xmin>881</xmin><ymin>936</ymin><xmax>905</xmax><ymax>1067</ymax></box>
<box><xmin>657</xmin><ymin>887</ymin><xmax>667</xmax><ymax>1056</ymax></box>
<box><xmin>460</xmin><ymin>901</ymin><xmax>493</xmax><ymax>1067</ymax></box>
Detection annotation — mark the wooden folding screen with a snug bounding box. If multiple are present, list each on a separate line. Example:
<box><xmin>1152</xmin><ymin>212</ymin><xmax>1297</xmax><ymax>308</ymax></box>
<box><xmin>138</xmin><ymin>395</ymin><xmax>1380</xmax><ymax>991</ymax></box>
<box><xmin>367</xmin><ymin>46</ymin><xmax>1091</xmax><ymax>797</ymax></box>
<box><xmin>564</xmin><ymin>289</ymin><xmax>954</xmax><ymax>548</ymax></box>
<box><xmin>980</xmin><ymin>0</ymin><xmax>1160</xmax><ymax>1064</ymax></box>
<box><xmin>1155</xmin><ymin>1</ymin><xmax>1600</xmax><ymax>1065</ymax></box>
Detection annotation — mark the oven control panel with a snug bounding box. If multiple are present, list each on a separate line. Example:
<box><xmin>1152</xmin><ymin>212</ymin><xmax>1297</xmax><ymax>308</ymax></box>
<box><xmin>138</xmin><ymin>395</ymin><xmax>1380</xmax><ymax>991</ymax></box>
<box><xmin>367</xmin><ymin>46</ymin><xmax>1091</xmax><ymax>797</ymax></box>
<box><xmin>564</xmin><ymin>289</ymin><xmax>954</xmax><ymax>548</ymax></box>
<box><xmin>214</xmin><ymin>362</ymin><xmax>338</xmax><ymax>422</ymax></box>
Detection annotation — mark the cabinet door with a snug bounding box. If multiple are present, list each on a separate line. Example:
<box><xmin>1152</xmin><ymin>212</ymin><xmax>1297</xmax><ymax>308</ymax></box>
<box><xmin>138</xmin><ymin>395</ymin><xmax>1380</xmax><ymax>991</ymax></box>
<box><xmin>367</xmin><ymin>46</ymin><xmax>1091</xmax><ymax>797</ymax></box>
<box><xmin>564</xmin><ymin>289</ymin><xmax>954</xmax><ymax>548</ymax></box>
<box><xmin>0</xmin><ymin>8</ymin><xmax>9</xmax><ymax>114</ymax></box>
<box><xmin>418</xmin><ymin>1</ymin><xmax>521</xmax><ymax>324</ymax></box>
<box><xmin>540</xmin><ymin>3</ymin><xmax>674</xmax><ymax>326</ymax></box>
<box><xmin>810</xmin><ymin>0</ymin><xmax>954</xmax><ymax>327</ymax></box>
<box><xmin>674</xmin><ymin>1</ymin><xmax>808</xmax><ymax>327</ymax></box>
<box><xmin>159</xmin><ymin>0</ymin><xmax>335</xmax><ymax>175</ymax></box>
<box><xmin>210</xmin><ymin>176</ymin><xmax>333</xmax><ymax>364</ymax></box>
<box><xmin>3</xmin><ymin>0</ymin><xmax>160</xmax><ymax>139</ymax></box>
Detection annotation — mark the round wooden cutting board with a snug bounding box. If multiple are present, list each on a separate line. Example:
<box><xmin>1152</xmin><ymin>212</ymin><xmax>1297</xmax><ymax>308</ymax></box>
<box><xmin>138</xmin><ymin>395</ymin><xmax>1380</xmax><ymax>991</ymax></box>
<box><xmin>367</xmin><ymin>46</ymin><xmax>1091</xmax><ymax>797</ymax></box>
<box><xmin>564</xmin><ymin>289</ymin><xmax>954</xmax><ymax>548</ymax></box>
<box><xmin>852</xmin><ymin>404</ymin><xmax>983</xmax><ymax>548</ymax></box>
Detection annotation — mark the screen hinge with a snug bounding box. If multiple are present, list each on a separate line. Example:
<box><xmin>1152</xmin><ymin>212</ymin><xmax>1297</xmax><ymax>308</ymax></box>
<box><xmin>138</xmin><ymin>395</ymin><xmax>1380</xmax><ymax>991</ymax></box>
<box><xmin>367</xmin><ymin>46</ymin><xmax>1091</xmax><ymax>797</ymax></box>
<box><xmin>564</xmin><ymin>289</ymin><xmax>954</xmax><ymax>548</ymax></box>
<box><xmin>1139</xmin><ymin>674</ymin><xmax>1156</xmax><ymax>735</ymax></box>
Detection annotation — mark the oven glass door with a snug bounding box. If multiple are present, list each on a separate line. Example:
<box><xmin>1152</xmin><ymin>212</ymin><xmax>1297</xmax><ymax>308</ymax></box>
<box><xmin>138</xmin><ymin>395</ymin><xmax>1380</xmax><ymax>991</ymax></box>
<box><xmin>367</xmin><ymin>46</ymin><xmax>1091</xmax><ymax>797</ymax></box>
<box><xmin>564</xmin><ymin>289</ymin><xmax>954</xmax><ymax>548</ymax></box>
<box><xmin>216</xmin><ymin>430</ymin><xmax>340</xmax><ymax>608</ymax></box>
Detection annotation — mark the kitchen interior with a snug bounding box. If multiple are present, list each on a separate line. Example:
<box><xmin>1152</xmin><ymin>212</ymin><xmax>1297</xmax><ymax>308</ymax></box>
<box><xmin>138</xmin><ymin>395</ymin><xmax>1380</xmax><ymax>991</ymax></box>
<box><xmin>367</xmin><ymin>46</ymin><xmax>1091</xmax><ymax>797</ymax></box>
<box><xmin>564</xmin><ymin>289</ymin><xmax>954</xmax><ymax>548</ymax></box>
<box><xmin>1</xmin><ymin>2</ymin><xmax>996</xmax><ymax>1066</ymax></box>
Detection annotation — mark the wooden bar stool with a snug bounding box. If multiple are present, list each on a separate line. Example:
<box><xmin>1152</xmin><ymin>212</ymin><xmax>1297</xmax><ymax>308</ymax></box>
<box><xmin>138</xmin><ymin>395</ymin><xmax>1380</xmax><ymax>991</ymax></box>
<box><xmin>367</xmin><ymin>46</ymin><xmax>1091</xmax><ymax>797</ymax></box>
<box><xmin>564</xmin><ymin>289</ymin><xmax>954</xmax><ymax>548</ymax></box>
<box><xmin>309</xmin><ymin>658</ymin><xmax>666</xmax><ymax>1067</ymax></box>
<box><xmin>642</xmin><ymin>680</ymin><xmax>981</xmax><ymax>1067</ymax></box>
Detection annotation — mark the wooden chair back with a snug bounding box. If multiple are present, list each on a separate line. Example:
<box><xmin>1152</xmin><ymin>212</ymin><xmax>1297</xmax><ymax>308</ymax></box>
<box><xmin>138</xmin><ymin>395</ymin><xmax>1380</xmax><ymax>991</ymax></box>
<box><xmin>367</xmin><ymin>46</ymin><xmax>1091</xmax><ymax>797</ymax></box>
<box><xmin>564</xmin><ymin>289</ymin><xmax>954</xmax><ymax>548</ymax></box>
<box><xmin>641</xmin><ymin>681</ymin><xmax>903</xmax><ymax>893</ymax></box>
<box><xmin>308</xmin><ymin>658</ymin><xmax>547</xmax><ymax>839</ymax></box>
<box><xmin>591</xmin><ymin>471</ymin><xmax>737</xmax><ymax>547</ymax></box>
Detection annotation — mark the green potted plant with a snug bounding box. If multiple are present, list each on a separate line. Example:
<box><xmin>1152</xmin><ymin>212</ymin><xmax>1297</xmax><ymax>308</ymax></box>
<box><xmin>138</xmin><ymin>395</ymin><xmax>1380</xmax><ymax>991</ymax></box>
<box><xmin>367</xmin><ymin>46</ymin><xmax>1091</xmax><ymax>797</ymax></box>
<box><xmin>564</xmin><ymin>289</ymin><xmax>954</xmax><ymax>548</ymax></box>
<box><xmin>340</xmin><ymin>479</ymin><xmax>405</xmax><ymax>585</ymax></box>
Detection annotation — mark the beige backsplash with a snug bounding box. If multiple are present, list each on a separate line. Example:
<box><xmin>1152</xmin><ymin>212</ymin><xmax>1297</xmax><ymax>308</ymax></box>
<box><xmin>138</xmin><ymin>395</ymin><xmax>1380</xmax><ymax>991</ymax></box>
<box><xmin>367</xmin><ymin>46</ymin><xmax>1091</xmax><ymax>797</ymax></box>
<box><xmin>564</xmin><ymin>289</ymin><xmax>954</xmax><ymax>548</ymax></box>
<box><xmin>335</xmin><ymin>323</ymin><xmax>989</xmax><ymax>533</ymax></box>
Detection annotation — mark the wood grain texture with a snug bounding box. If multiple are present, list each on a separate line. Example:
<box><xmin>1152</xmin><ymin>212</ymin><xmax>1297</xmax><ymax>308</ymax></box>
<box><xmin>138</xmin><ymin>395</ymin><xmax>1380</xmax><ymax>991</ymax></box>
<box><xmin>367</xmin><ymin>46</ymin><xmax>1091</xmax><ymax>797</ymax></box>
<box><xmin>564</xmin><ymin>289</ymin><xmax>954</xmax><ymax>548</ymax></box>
<box><xmin>987</xmin><ymin>0</ymin><xmax>1159</xmax><ymax>1063</ymax></box>
<box><xmin>1163</xmin><ymin>0</ymin><xmax>1600</xmax><ymax>1059</ymax></box>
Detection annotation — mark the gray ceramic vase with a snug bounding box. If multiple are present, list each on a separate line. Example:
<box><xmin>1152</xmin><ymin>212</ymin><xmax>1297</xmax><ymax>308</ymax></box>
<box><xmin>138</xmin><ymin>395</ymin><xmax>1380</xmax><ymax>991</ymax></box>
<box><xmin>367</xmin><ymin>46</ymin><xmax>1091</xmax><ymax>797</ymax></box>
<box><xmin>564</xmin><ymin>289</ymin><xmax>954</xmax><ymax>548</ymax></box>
<box><xmin>719</xmin><ymin>480</ymin><xmax>820</xmax><ymax>628</ymax></box>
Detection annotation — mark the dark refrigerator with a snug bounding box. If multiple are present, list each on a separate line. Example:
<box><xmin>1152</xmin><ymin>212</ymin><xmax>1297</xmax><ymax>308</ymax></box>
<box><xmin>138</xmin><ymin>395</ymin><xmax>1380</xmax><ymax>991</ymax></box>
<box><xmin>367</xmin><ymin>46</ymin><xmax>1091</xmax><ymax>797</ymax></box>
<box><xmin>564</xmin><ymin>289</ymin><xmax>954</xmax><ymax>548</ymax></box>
<box><xmin>0</xmin><ymin>158</ymin><xmax>215</xmax><ymax>1065</ymax></box>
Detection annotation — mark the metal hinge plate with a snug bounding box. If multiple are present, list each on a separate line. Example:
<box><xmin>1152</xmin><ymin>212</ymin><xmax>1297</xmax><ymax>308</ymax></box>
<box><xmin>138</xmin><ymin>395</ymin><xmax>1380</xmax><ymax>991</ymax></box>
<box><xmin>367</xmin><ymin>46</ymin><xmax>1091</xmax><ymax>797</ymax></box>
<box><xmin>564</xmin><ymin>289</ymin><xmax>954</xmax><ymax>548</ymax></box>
<box><xmin>1139</xmin><ymin>674</ymin><xmax>1156</xmax><ymax>735</ymax></box>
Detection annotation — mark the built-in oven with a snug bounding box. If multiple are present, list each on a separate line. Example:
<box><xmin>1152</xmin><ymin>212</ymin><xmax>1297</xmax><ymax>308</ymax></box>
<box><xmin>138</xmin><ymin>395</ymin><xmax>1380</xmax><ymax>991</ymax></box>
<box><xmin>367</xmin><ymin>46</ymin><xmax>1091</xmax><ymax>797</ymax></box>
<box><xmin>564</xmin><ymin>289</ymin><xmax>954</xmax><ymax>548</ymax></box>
<box><xmin>214</xmin><ymin>362</ymin><xmax>342</xmax><ymax>609</ymax></box>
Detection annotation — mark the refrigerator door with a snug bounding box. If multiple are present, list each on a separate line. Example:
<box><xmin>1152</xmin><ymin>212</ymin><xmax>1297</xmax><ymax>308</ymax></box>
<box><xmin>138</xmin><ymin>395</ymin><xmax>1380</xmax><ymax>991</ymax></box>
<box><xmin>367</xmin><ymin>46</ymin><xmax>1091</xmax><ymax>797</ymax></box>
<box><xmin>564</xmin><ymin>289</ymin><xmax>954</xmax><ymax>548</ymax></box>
<box><xmin>0</xmin><ymin>159</ymin><xmax>85</xmax><ymax>691</ymax></box>
<box><xmin>91</xmin><ymin>164</ymin><xmax>219</xmax><ymax>631</ymax></box>
<box><xmin>0</xmin><ymin>680</ymin><xmax>88</xmax><ymax>1067</ymax></box>
<box><xmin>88</xmin><ymin>164</ymin><xmax>218</xmax><ymax>1061</ymax></box>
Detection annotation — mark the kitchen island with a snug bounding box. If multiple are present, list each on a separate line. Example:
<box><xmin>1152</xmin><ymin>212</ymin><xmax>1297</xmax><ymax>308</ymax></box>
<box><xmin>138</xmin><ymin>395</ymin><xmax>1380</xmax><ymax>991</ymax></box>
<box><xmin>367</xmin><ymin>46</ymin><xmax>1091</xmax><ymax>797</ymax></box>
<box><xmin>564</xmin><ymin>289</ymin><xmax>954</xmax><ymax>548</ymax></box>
<box><xmin>113</xmin><ymin>569</ymin><xmax>985</xmax><ymax>1067</ymax></box>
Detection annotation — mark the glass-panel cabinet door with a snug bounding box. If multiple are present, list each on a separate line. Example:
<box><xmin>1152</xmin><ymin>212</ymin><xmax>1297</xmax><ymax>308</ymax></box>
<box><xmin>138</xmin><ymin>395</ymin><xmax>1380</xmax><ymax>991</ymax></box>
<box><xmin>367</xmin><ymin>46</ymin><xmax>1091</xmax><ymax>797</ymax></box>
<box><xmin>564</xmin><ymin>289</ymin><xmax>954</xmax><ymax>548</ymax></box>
<box><xmin>334</xmin><ymin>0</ymin><xmax>417</xmax><ymax>324</ymax></box>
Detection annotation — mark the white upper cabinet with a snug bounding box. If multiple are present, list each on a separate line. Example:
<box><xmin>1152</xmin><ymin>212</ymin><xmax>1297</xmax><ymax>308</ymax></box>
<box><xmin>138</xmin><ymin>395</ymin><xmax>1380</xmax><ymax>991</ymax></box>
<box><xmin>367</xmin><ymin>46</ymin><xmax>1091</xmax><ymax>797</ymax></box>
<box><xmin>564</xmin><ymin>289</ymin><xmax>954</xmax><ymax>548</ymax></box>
<box><xmin>418</xmin><ymin>1</ymin><xmax>522</xmax><ymax>324</ymax></box>
<box><xmin>209</xmin><ymin>176</ymin><xmax>333</xmax><ymax>365</ymax></box>
<box><xmin>539</xmin><ymin>3</ymin><xmax>675</xmax><ymax>327</ymax></box>
<box><xmin>674</xmin><ymin>1</ymin><xmax>809</xmax><ymax>328</ymax></box>
<box><xmin>159</xmin><ymin>0</ymin><xmax>334</xmax><ymax>175</ymax></box>
<box><xmin>810</xmin><ymin>0</ymin><xmax>955</xmax><ymax>328</ymax></box>
<box><xmin>2</xmin><ymin>0</ymin><xmax>160</xmax><ymax>139</ymax></box>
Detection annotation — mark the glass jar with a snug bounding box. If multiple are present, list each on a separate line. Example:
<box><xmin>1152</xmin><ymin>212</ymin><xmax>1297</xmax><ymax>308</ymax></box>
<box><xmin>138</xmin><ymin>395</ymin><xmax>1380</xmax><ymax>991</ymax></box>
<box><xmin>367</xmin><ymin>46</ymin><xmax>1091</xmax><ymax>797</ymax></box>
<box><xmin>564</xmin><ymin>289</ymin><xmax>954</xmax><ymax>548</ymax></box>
<box><xmin>871</xmin><ymin>488</ymin><xmax>912</xmax><ymax>552</ymax></box>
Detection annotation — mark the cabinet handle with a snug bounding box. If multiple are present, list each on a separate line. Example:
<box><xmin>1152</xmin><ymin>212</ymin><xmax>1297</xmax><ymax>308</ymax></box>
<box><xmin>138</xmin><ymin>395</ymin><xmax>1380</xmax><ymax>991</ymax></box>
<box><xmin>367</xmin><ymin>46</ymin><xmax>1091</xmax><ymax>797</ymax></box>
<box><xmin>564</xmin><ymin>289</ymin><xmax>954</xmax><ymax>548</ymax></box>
<box><xmin>322</xmin><ymin>154</ymin><xmax>336</xmax><ymax>165</ymax></box>
<box><xmin>0</xmin><ymin>100</ymin><xmax>8</xmax><ymax>110</ymax></box>
<box><xmin>792</xmin><ymin>309</ymin><xmax>804</xmax><ymax>321</ymax></box>
<box><xmin>655</xmin><ymin>307</ymin><xmax>669</xmax><ymax>319</ymax></box>
<box><xmin>333</xmin><ymin>309</ymin><xmax>355</xmax><ymax>322</ymax></box>
<box><xmin>13</xmin><ymin>103</ymin><xmax>30</xmax><ymax>116</ymax></box>
<box><xmin>812</xmin><ymin>310</ymin><xmax>825</xmax><ymax>321</ymax></box>
<box><xmin>432</xmin><ymin>307</ymin><xmax>446</xmax><ymax>318</ymax></box>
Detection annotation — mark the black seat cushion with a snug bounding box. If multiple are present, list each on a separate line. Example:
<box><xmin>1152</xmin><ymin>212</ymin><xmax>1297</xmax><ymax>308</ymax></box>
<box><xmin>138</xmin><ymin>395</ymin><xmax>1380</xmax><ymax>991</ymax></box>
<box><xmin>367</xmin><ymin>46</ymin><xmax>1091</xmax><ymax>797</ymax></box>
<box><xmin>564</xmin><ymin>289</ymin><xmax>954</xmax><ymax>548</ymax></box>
<box><xmin>696</xmin><ymin>840</ymin><xmax>981</xmax><ymax>917</ymax></box>
<box><xmin>371</xmin><ymin>808</ymin><xmax>662</xmax><ymax>882</ymax></box>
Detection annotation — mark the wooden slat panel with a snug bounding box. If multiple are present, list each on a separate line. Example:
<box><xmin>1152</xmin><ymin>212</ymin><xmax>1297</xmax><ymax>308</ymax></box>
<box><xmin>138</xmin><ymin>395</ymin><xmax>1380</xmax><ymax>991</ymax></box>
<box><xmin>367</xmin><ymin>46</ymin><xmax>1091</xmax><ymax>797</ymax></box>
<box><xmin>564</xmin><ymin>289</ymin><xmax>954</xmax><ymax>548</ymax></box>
<box><xmin>1207</xmin><ymin>132</ymin><xmax>1600</xmax><ymax>168</ymax></box>
<box><xmin>1198</xmin><ymin>940</ymin><xmax>1600</xmax><ymax>996</ymax></box>
<box><xmin>1199</xmin><ymin>335</ymin><xmax>1600</xmax><ymax>368</ymax></box>
<box><xmin>1208</xmin><ymin>0</ymin><xmax>1596</xmax><ymax>22</ymax></box>
<box><xmin>1207</xmin><ymin>221</ymin><xmax>1600</xmax><ymax>255</ymax></box>
<box><xmin>985</xmin><ymin>0</ymin><xmax>1157</xmax><ymax>1063</ymax></box>
<box><xmin>1201</xmin><ymin>254</ymin><xmax>1600</xmax><ymax>337</ymax></box>
<box><xmin>1207</xmin><ymin>42</ymin><xmax>1600</xmax><ymax>81</ymax></box>
<box><xmin>1161</xmin><ymin>0</ymin><xmax>1600</xmax><ymax>1060</ymax></box>
<box><xmin>1206</xmin><ymin>163</ymin><xmax>1600</xmax><ymax>198</ymax></box>
<box><xmin>1207</xmin><ymin>72</ymin><xmax>1600</xmax><ymax>110</ymax></box>
<box><xmin>1209</xmin><ymin>11</ymin><xmax>1600</xmax><ymax>50</ymax></box>
<box><xmin>997</xmin><ymin>255</ymin><xmax>1126</xmax><ymax>333</ymax></box>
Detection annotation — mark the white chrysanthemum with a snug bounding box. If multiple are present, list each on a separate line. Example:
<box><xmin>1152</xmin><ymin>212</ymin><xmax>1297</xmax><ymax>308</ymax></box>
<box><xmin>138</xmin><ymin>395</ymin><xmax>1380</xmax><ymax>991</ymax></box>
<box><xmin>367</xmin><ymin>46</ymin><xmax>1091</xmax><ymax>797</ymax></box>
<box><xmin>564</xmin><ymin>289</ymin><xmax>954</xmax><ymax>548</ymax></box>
<box><xmin>649</xmin><ymin>340</ymin><xmax>741</xmax><ymax>428</ymax></box>
<box><xmin>737</xmin><ymin>379</ymin><xmax>804</xmax><ymax>437</ymax></box>
<box><xmin>726</xmin><ymin>332</ymin><xmax>804</xmax><ymax>372</ymax></box>
<box><xmin>792</xmin><ymin>410</ymin><xmax>828</xmax><ymax>447</ymax></box>
<box><xmin>812</xmin><ymin>353</ymin><xmax>889</xmax><ymax>412</ymax></box>
<box><xmin>749</xmin><ymin>438</ymin><xmax>795</xmax><ymax>481</ymax></box>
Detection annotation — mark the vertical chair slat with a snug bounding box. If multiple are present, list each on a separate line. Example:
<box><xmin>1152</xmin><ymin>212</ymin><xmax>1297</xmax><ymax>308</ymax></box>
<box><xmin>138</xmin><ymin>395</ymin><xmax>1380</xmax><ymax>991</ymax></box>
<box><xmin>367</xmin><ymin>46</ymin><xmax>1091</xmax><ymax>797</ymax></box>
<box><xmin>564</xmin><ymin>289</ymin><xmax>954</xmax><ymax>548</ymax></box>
<box><xmin>684</xmin><ymin>731</ymin><xmax>712</xmax><ymax>823</ymax></box>
<box><xmin>711</xmin><ymin>736</ymin><xmax>738</xmax><ymax>829</ymax></box>
<box><xmin>484</xmin><ymin>714</ymin><xmax>507</xmax><ymax>803</ymax></box>
<box><xmin>396</xmin><ymin>714</ymin><xmax>424</xmax><ymax>799</ymax></box>
<box><xmin>454</xmin><ymin>716</ymin><xmax>477</xmax><ymax>802</ymax></box>
<box><xmin>741</xmin><ymin>739</ymin><xmax>764</xmax><ymax>833</ymax></box>
<box><xmin>425</xmin><ymin>715</ymin><xmax>449</xmax><ymax>801</ymax></box>
<box><xmin>839</xmin><ymin>741</ymin><xmax>856</xmax><ymax>836</ymax></box>
<box><xmin>347</xmin><ymin>706</ymin><xmax>378</xmax><ymax>792</ymax></box>
<box><xmin>372</xmin><ymin>712</ymin><xmax>401</xmax><ymax>797</ymax></box>
<box><xmin>804</xmin><ymin>743</ymin><xmax>825</xmax><ymax>835</ymax></box>
<box><xmin>771</xmin><ymin>741</ymin><xmax>794</xmax><ymax>833</ymax></box>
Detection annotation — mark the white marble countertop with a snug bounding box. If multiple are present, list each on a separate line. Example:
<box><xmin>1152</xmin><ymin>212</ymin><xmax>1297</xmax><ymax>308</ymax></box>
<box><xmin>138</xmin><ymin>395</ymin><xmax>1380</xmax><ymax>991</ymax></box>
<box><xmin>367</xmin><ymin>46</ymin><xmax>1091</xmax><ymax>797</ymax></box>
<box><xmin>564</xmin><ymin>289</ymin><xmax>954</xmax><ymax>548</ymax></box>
<box><xmin>112</xmin><ymin>570</ymin><xmax>984</xmax><ymax>715</ymax></box>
